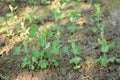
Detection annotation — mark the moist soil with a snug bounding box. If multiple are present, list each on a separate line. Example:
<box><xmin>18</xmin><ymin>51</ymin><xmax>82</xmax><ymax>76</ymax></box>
<box><xmin>0</xmin><ymin>1</ymin><xmax>120</xmax><ymax>80</ymax></box>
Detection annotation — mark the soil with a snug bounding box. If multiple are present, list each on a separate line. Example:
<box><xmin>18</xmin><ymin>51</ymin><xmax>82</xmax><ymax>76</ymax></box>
<box><xmin>0</xmin><ymin>0</ymin><xmax>120</xmax><ymax>80</ymax></box>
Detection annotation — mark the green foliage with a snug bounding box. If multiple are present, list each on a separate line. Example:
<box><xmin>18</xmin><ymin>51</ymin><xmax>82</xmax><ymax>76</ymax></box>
<box><xmin>98</xmin><ymin>38</ymin><xmax>115</xmax><ymax>53</ymax></box>
<box><xmin>69</xmin><ymin>11</ymin><xmax>81</xmax><ymax>23</ymax></box>
<box><xmin>5</xmin><ymin>5</ymin><xmax>18</xmax><ymax>24</ymax></box>
<box><xmin>24</xmin><ymin>12</ymin><xmax>43</xmax><ymax>23</ymax></box>
<box><xmin>70</xmin><ymin>57</ymin><xmax>82</xmax><ymax>70</ymax></box>
<box><xmin>29</xmin><ymin>24</ymin><xmax>39</xmax><ymax>38</ymax></box>
<box><xmin>88</xmin><ymin>2</ymin><xmax>116</xmax><ymax>67</ymax></box>
<box><xmin>0</xmin><ymin>26</ymin><xmax>6</xmax><ymax>33</ymax></box>
<box><xmin>68</xmin><ymin>39</ymin><xmax>83</xmax><ymax>55</ymax></box>
<box><xmin>68</xmin><ymin>39</ymin><xmax>83</xmax><ymax>69</ymax></box>
<box><xmin>10</xmin><ymin>0</ymin><xmax>117</xmax><ymax>71</ymax></box>
<box><xmin>0</xmin><ymin>16</ymin><xmax>6</xmax><ymax>22</ymax></box>
<box><xmin>9</xmin><ymin>5</ymin><xmax>17</xmax><ymax>13</ymax></box>
<box><xmin>95</xmin><ymin>56</ymin><xmax>116</xmax><ymax>67</ymax></box>
<box><xmin>51</xmin><ymin>7</ymin><xmax>67</xmax><ymax>24</ymax></box>
<box><xmin>94</xmin><ymin>3</ymin><xmax>102</xmax><ymax>17</ymax></box>
<box><xmin>13</xmin><ymin>24</ymin><xmax>61</xmax><ymax>70</ymax></box>
<box><xmin>91</xmin><ymin>27</ymin><xmax>98</xmax><ymax>33</ymax></box>
<box><xmin>28</xmin><ymin>0</ymin><xmax>50</xmax><ymax>5</ymax></box>
<box><xmin>62</xmin><ymin>46</ymin><xmax>69</xmax><ymax>53</ymax></box>
<box><xmin>67</xmin><ymin>25</ymin><xmax>78</xmax><ymax>32</ymax></box>
<box><xmin>13</xmin><ymin>46</ymin><xmax>21</xmax><ymax>55</ymax></box>
<box><xmin>86</xmin><ymin>0</ymin><xmax>93</xmax><ymax>3</ymax></box>
<box><xmin>6</xmin><ymin>13</ymin><xmax>17</xmax><ymax>24</ymax></box>
<box><xmin>70</xmin><ymin>56</ymin><xmax>82</xmax><ymax>70</ymax></box>
<box><xmin>24</xmin><ymin>13</ymin><xmax>33</xmax><ymax>23</ymax></box>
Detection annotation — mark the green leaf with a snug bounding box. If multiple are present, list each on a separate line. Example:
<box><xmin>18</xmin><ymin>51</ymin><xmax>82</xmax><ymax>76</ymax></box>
<box><xmin>21</xmin><ymin>61</ymin><xmax>27</xmax><ymax>68</ymax></box>
<box><xmin>70</xmin><ymin>17</ymin><xmax>77</xmax><ymax>23</ymax></box>
<box><xmin>0</xmin><ymin>27</ymin><xmax>6</xmax><ymax>33</ymax></box>
<box><xmin>32</xmin><ymin>48</ymin><xmax>40</xmax><ymax>58</ymax></box>
<box><xmin>13</xmin><ymin>46</ymin><xmax>21</xmax><ymax>55</ymax></box>
<box><xmin>67</xmin><ymin>25</ymin><xmax>78</xmax><ymax>32</ymax></box>
<box><xmin>98</xmin><ymin>38</ymin><xmax>107</xmax><ymax>45</ymax></box>
<box><xmin>116</xmin><ymin>59</ymin><xmax>120</xmax><ymax>63</ymax></box>
<box><xmin>51</xmin><ymin>47</ymin><xmax>59</xmax><ymax>55</ymax></box>
<box><xmin>95</xmin><ymin>57</ymin><xmax>101</xmax><ymax>63</ymax></box>
<box><xmin>32</xmin><ymin>56</ymin><xmax>37</xmax><ymax>62</ymax></box>
<box><xmin>72</xmin><ymin>45</ymin><xmax>83</xmax><ymax>55</ymax></box>
<box><xmin>61</xmin><ymin>2</ymin><xmax>67</xmax><ymax>9</ymax></box>
<box><xmin>89</xmin><ymin>18</ymin><xmax>95</xmax><ymax>23</ymax></box>
<box><xmin>0</xmin><ymin>16</ymin><xmax>5</xmax><ymax>22</ymax></box>
<box><xmin>21</xmin><ymin>57</ymin><xmax>28</xmax><ymax>68</ymax></box>
<box><xmin>53</xmin><ymin>61</ymin><xmax>59</xmax><ymax>67</ymax></box>
<box><xmin>100</xmin><ymin>56</ymin><xmax>108</xmax><ymax>67</ymax></box>
<box><xmin>109</xmin><ymin>42</ymin><xmax>115</xmax><ymax>48</ymax></box>
<box><xmin>96</xmin><ymin>56</ymin><xmax>115</xmax><ymax>67</ymax></box>
<box><xmin>33</xmin><ymin>13</ymin><xmax>43</xmax><ymax>20</ymax></box>
<box><xmin>23</xmin><ymin>46</ymin><xmax>29</xmax><ymax>54</ymax></box>
<box><xmin>55</xmin><ymin>30</ymin><xmax>60</xmax><ymax>39</ymax></box>
<box><xmin>45</xmin><ymin>51</ymin><xmax>53</xmax><ymax>57</ymax></box>
<box><xmin>102</xmin><ymin>45</ymin><xmax>109</xmax><ymax>53</ymax></box>
<box><xmin>50</xmin><ymin>25</ymin><xmax>57</xmax><ymax>31</ymax></box>
<box><xmin>48</xmin><ymin>31</ymin><xmax>54</xmax><ymax>37</ymax></box>
<box><xmin>91</xmin><ymin>27</ymin><xmax>98</xmax><ymax>33</ymax></box>
<box><xmin>108</xmin><ymin>57</ymin><xmax>116</xmax><ymax>62</ymax></box>
<box><xmin>45</xmin><ymin>42</ymin><xmax>50</xmax><ymax>49</ymax></box>
<box><xmin>62</xmin><ymin>46</ymin><xmax>69</xmax><ymax>53</ymax></box>
<box><xmin>72</xmin><ymin>47</ymin><xmax>79</xmax><ymax>55</ymax></box>
<box><xmin>59</xmin><ymin>13</ymin><xmax>66</xmax><ymax>19</ymax></box>
<box><xmin>73</xmin><ymin>3</ymin><xmax>81</xmax><ymax>8</ymax></box>
<box><xmin>39</xmin><ymin>60</ymin><xmax>49</xmax><ymax>69</ymax></box>
<box><xmin>73</xmin><ymin>65</ymin><xmax>80</xmax><ymax>70</ymax></box>
<box><xmin>30</xmin><ymin>65</ymin><xmax>35</xmax><ymax>70</ymax></box>
<box><xmin>24</xmin><ymin>13</ymin><xmax>32</xmax><ymax>22</ymax></box>
<box><xmin>52</xmin><ymin>40</ymin><xmax>60</xmax><ymax>47</ymax></box>
<box><xmin>68</xmin><ymin>39</ymin><xmax>75</xmax><ymax>43</ymax></box>
<box><xmin>29</xmin><ymin>31</ymin><xmax>37</xmax><ymax>38</ymax></box>
<box><xmin>31</xmin><ymin>24</ymin><xmax>39</xmax><ymax>32</ymax></box>
<box><xmin>77</xmin><ymin>45</ymin><xmax>83</xmax><ymax>51</ymax></box>
<box><xmin>70</xmin><ymin>57</ymin><xmax>82</xmax><ymax>64</ymax></box>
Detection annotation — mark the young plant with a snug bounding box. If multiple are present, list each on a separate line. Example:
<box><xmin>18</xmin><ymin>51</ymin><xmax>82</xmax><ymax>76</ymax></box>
<box><xmin>13</xmin><ymin>24</ymin><xmax>61</xmax><ymax>70</ymax></box>
<box><xmin>95</xmin><ymin>56</ymin><xmax>115</xmax><ymax>67</ymax></box>
<box><xmin>95</xmin><ymin>38</ymin><xmax>116</xmax><ymax>67</ymax></box>
<box><xmin>94</xmin><ymin>3</ymin><xmax>102</xmax><ymax>17</ymax></box>
<box><xmin>67</xmin><ymin>25</ymin><xmax>79</xmax><ymax>33</ymax></box>
<box><xmin>89</xmin><ymin>3</ymin><xmax>103</xmax><ymax>31</ymax></box>
<box><xmin>68</xmin><ymin>39</ymin><xmax>83</xmax><ymax>70</ymax></box>
<box><xmin>91</xmin><ymin>27</ymin><xmax>98</xmax><ymax>33</ymax></box>
<box><xmin>6</xmin><ymin>5</ymin><xmax>17</xmax><ymax>24</ymax></box>
<box><xmin>51</xmin><ymin>7</ymin><xmax>66</xmax><ymax>25</ymax></box>
<box><xmin>67</xmin><ymin>10</ymin><xmax>80</xmax><ymax>33</ymax></box>
<box><xmin>98</xmin><ymin>38</ymin><xmax>115</xmax><ymax>54</ymax></box>
<box><xmin>69</xmin><ymin>11</ymin><xmax>81</xmax><ymax>24</ymax></box>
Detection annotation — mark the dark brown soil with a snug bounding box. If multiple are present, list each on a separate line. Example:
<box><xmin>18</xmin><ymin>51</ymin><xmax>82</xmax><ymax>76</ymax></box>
<box><xmin>0</xmin><ymin>1</ymin><xmax>120</xmax><ymax>80</ymax></box>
